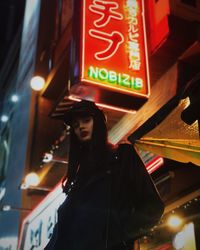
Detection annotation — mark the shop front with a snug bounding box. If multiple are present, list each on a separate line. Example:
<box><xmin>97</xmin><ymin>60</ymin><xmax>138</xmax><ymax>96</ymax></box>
<box><xmin>139</xmin><ymin>194</ymin><xmax>200</xmax><ymax>250</ymax></box>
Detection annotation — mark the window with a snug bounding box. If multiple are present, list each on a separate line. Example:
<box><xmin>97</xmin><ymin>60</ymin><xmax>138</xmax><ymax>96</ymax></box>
<box><xmin>181</xmin><ymin>0</ymin><xmax>197</xmax><ymax>8</ymax></box>
<box><xmin>0</xmin><ymin>124</ymin><xmax>11</xmax><ymax>182</ymax></box>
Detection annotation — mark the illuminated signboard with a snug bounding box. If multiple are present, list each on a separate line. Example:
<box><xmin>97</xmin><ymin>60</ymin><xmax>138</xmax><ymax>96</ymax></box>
<box><xmin>80</xmin><ymin>0</ymin><xmax>150</xmax><ymax>98</ymax></box>
<box><xmin>18</xmin><ymin>183</ymin><xmax>65</xmax><ymax>250</ymax></box>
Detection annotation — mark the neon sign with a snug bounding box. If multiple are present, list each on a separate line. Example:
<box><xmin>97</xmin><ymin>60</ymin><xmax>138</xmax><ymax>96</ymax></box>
<box><xmin>81</xmin><ymin>0</ymin><xmax>150</xmax><ymax>97</ymax></box>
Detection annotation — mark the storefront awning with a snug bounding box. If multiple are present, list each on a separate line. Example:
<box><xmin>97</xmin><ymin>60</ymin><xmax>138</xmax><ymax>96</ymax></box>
<box><xmin>135</xmin><ymin>138</ymin><xmax>200</xmax><ymax>166</ymax></box>
<box><xmin>132</xmin><ymin>91</ymin><xmax>200</xmax><ymax>166</ymax></box>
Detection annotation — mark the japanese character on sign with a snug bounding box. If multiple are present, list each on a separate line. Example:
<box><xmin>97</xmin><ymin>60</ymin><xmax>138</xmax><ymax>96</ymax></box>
<box><xmin>129</xmin><ymin>57</ymin><xmax>141</xmax><ymax>70</ymax></box>
<box><xmin>128</xmin><ymin>41</ymin><xmax>141</xmax><ymax>70</ymax></box>
<box><xmin>125</xmin><ymin>0</ymin><xmax>141</xmax><ymax>71</ymax></box>
<box><xmin>128</xmin><ymin>22</ymin><xmax>138</xmax><ymax>33</ymax></box>
<box><xmin>129</xmin><ymin>32</ymin><xmax>139</xmax><ymax>41</ymax></box>
<box><xmin>46</xmin><ymin>213</ymin><xmax>57</xmax><ymax>239</ymax></box>
<box><xmin>30</xmin><ymin>221</ymin><xmax>42</xmax><ymax>249</ymax></box>
<box><xmin>89</xmin><ymin>29</ymin><xmax>124</xmax><ymax>60</ymax></box>
<box><xmin>89</xmin><ymin>0</ymin><xmax>123</xmax><ymax>27</ymax></box>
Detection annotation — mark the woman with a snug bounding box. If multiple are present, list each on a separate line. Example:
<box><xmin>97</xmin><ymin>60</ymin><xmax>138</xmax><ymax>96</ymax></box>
<box><xmin>45</xmin><ymin>100</ymin><xmax>164</xmax><ymax>250</ymax></box>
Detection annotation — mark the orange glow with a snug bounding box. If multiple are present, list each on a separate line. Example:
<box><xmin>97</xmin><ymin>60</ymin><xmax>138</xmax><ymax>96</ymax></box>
<box><xmin>80</xmin><ymin>0</ymin><xmax>150</xmax><ymax>97</ymax></box>
<box><xmin>167</xmin><ymin>215</ymin><xmax>183</xmax><ymax>228</ymax></box>
<box><xmin>95</xmin><ymin>102</ymin><xmax>136</xmax><ymax>114</ymax></box>
<box><xmin>68</xmin><ymin>95</ymin><xmax>136</xmax><ymax>114</ymax></box>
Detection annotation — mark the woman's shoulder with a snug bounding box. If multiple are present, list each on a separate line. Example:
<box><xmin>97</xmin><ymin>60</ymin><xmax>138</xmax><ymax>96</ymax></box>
<box><xmin>108</xmin><ymin>142</ymin><xmax>135</xmax><ymax>158</ymax></box>
<box><xmin>117</xmin><ymin>142</ymin><xmax>134</xmax><ymax>152</ymax></box>
<box><xmin>108</xmin><ymin>142</ymin><xmax>133</xmax><ymax>150</ymax></box>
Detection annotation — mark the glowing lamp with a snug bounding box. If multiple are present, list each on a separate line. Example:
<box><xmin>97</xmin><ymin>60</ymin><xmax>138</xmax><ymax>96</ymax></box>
<box><xmin>30</xmin><ymin>76</ymin><xmax>45</xmax><ymax>91</ymax></box>
<box><xmin>11</xmin><ymin>94</ymin><xmax>19</xmax><ymax>102</ymax></box>
<box><xmin>167</xmin><ymin>215</ymin><xmax>183</xmax><ymax>229</ymax></box>
<box><xmin>43</xmin><ymin>153</ymin><xmax>53</xmax><ymax>163</ymax></box>
<box><xmin>24</xmin><ymin>172</ymin><xmax>40</xmax><ymax>187</ymax></box>
<box><xmin>1</xmin><ymin>115</ymin><xmax>9</xmax><ymax>123</ymax></box>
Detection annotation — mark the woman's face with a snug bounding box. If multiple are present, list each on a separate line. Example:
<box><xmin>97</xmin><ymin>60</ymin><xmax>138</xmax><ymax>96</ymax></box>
<box><xmin>72</xmin><ymin>115</ymin><xmax>94</xmax><ymax>142</ymax></box>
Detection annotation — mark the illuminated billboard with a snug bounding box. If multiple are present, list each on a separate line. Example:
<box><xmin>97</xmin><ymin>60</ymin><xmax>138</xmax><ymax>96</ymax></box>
<box><xmin>18</xmin><ymin>183</ymin><xmax>65</xmax><ymax>250</ymax></box>
<box><xmin>80</xmin><ymin>0</ymin><xmax>150</xmax><ymax>98</ymax></box>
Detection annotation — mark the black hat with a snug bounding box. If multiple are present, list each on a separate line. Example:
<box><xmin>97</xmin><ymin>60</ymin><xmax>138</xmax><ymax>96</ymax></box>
<box><xmin>63</xmin><ymin>100</ymin><xmax>106</xmax><ymax>125</ymax></box>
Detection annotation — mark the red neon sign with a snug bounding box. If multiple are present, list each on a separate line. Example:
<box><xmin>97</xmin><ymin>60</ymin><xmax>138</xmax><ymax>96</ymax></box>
<box><xmin>81</xmin><ymin>0</ymin><xmax>150</xmax><ymax>97</ymax></box>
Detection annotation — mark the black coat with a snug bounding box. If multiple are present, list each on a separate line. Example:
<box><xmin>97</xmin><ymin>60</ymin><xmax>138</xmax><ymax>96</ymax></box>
<box><xmin>45</xmin><ymin>144</ymin><xmax>164</xmax><ymax>250</ymax></box>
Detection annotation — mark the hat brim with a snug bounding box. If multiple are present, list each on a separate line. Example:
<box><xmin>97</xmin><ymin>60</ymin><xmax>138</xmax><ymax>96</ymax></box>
<box><xmin>63</xmin><ymin>109</ymin><xmax>94</xmax><ymax>125</ymax></box>
<box><xmin>62</xmin><ymin>100</ymin><xmax>106</xmax><ymax>126</ymax></box>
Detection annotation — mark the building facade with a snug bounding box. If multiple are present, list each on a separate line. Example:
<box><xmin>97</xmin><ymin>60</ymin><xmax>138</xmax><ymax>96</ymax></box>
<box><xmin>0</xmin><ymin>0</ymin><xmax>199</xmax><ymax>249</ymax></box>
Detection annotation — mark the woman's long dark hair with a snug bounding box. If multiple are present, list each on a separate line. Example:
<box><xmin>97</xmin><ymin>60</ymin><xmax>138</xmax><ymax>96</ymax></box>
<box><xmin>62</xmin><ymin>109</ymin><xmax>111</xmax><ymax>193</ymax></box>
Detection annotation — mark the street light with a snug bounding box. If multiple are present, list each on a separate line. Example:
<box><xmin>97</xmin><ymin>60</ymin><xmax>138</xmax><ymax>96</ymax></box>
<box><xmin>11</xmin><ymin>94</ymin><xmax>19</xmax><ymax>103</ymax></box>
<box><xmin>167</xmin><ymin>215</ymin><xmax>183</xmax><ymax>229</ymax></box>
<box><xmin>20</xmin><ymin>169</ymin><xmax>52</xmax><ymax>191</ymax></box>
<box><xmin>20</xmin><ymin>172</ymin><xmax>44</xmax><ymax>190</ymax></box>
<box><xmin>20</xmin><ymin>156</ymin><xmax>68</xmax><ymax>191</ymax></box>
<box><xmin>24</xmin><ymin>172</ymin><xmax>40</xmax><ymax>187</ymax></box>
<box><xmin>1</xmin><ymin>115</ymin><xmax>9</xmax><ymax>123</ymax></box>
<box><xmin>30</xmin><ymin>76</ymin><xmax>45</xmax><ymax>91</ymax></box>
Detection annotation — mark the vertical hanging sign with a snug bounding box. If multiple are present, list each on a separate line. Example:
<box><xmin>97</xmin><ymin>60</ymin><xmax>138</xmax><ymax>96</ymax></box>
<box><xmin>80</xmin><ymin>0</ymin><xmax>150</xmax><ymax>98</ymax></box>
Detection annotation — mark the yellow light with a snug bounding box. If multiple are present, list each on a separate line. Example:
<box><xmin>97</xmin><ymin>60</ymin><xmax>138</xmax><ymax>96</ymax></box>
<box><xmin>30</xmin><ymin>76</ymin><xmax>45</xmax><ymax>91</ymax></box>
<box><xmin>167</xmin><ymin>215</ymin><xmax>183</xmax><ymax>228</ymax></box>
<box><xmin>24</xmin><ymin>172</ymin><xmax>40</xmax><ymax>187</ymax></box>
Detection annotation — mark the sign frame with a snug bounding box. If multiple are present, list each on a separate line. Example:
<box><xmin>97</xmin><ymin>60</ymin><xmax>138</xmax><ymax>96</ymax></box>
<box><xmin>69</xmin><ymin>0</ymin><xmax>151</xmax><ymax>111</ymax></box>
